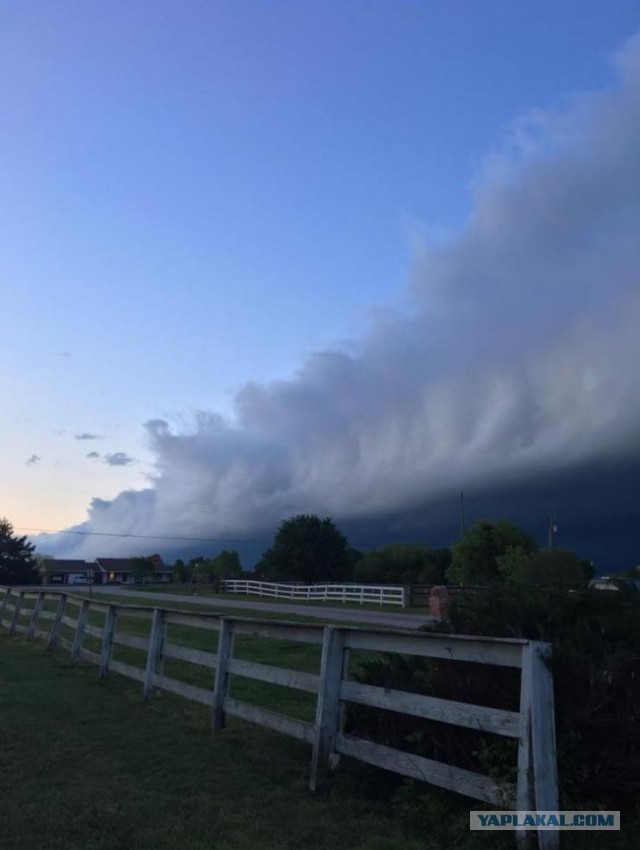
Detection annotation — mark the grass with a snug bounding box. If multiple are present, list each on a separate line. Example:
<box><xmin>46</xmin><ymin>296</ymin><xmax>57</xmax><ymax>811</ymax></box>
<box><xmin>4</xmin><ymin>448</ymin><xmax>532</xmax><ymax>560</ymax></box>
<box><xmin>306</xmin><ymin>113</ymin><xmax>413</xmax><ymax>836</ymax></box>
<box><xmin>0</xmin><ymin>635</ymin><xmax>432</xmax><ymax>850</ymax></box>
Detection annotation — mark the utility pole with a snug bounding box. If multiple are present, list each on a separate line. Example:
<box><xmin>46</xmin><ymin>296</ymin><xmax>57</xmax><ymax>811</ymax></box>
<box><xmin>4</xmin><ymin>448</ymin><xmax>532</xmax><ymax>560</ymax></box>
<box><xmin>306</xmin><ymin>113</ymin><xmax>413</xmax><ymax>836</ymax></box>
<box><xmin>459</xmin><ymin>491</ymin><xmax>466</xmax><ymax>536</ymax></box>
<box><xmin>548</xmin><ymin>516</ymin><xmax>557</xmax><ymax>550</ymax></box>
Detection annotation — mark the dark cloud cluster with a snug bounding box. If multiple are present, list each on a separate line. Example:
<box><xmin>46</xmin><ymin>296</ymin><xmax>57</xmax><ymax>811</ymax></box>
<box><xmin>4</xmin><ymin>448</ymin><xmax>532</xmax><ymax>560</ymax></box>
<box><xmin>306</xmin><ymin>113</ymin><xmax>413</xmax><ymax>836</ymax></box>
<box><xmin>75</xmin><ymin>433</ymin><xmax>103</xmax><ymax>441</ymax></box>
<box><xmin>25</xmin><ymin>454</ymin><xmax>41</xmax><ymax>466</ymax></box>
<box><xmin>42</xmin><ymin>35</ymin><xmax>640</xmax><ymax>568</ymax></box>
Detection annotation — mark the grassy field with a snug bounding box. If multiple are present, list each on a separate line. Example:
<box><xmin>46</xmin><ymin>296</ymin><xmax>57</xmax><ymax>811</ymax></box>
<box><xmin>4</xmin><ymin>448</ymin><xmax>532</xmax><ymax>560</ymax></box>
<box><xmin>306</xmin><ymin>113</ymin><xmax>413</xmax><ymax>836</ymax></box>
<box><xmin>0</xmin><ymin>635</ymin><xmax>434</xmax><ymax>850</ymax></box>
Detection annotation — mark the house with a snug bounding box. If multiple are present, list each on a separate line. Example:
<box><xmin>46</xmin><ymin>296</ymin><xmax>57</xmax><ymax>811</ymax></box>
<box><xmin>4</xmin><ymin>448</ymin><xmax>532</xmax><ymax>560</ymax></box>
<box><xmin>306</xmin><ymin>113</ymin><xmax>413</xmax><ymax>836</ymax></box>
<box><xmin>43</xmin><ymin>560</ymin><xmax>95</xmax><ymax>586</ymax></box>
<box><xmin>94</xmin><ymin>558</ymin><xmax>133</xmax><ymax>584</ymax></box>
<box><xmin>94</xmin><ymin>555</ymin><xmax>172</xmax><ymax>584</ymax></box>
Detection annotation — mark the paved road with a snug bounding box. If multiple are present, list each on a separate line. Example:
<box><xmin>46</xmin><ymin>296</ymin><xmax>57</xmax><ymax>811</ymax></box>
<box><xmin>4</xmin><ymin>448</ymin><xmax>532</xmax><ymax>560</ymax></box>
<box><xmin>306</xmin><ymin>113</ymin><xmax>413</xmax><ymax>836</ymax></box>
<box><xmin>83</xmin><ymin>586</ymin><xmax>433</xmax><ymax>629</ymax></box>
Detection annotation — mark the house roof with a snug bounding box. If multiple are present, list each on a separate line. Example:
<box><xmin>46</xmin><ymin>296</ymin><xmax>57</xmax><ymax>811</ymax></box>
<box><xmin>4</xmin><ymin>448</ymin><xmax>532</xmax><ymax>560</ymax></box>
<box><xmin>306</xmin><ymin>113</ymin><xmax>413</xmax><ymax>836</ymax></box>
<box><xmin>45</xmin><ymin>560</ymin><xmax>91</xmax><ymax>573</ymax></box>
<box><xmin>95</xmin><ymin>558</ymin><xmax>131</xmax><ymax>572</ymax></box>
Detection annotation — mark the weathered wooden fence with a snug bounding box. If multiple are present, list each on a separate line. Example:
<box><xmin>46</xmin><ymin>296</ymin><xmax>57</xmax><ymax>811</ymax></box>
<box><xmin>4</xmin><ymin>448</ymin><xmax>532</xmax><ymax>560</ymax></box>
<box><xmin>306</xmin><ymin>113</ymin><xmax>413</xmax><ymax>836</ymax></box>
<box><xmin>221</xmin><ymin>579</ymin><xmax>408</xmax><ymax>607</ymax></box>
<box><xmin>0</xmin><ymin>586</ymin><xmax>559</xmax><ymax>849</ymax></box>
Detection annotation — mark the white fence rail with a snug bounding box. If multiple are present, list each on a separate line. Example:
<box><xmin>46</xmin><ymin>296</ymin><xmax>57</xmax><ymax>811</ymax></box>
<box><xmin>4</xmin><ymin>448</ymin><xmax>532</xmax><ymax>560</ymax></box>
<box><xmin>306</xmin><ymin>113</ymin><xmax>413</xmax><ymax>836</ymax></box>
<box><xmin>0</xmin><ymin>586</ymin><xmax>559</xmax><ymax>850</ymax></box>
<box><xmin>221</xmin><ymin>580</ymin><xmax>408</xmax><ymax>607</ymax></box>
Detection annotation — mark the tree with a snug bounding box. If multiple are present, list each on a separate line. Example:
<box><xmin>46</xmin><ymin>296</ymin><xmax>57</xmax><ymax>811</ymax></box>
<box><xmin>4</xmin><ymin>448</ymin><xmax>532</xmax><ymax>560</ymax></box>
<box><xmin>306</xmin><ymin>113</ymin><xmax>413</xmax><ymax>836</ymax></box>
<box><xmin>129</xmin><ymin>556</ymin><xmax>156</xmax><ymax>583</ymax></box>
<box><xmin>446</xmin><ymin>519</ymin><xmax>537</xmax><ymax>585</ymax></box>
<box><xmin>499</xmin><ymin>547</ymin><xmax>595</xmax><ymax>589</ymax></box>
<box><xmin>353</xmin><ymin>544</ymin><xmax>450</xmax><ymax>585</ymax></box>
<box><xmin>0</xmin><ymin>518</ymin><xmax>39</xmax><ymax>585</ymax></box>
<box><xmin>255</xmin><ymin>514</ymin><xmax>351</xmax><ymax>583</ymax></box>
<box><xmin>172</xmin><ymin>558</ymin><xmax>188</xmax><ymax>583</ymax></box>
<box><xmin>210</xmin><ymin>550</ymin><xmax>243</xmax><ymax>578</ymax></box>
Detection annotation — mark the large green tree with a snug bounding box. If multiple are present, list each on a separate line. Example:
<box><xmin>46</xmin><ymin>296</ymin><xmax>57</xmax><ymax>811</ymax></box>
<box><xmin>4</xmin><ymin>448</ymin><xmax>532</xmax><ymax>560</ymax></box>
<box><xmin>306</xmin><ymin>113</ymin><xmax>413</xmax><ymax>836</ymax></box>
<box><xmin>446</xmin><ymin>519</ymin><xmax>537</xmax><ymax>585</ymax></box>
<box><xmin>0</xmin><ymin>518</ymin><xmax>39</xmax><ymax>585</ymax></box>
<box><xmin>256</xmin><ymin>514</ymin><xmax>351</xmax><ymax>582</ymax></box>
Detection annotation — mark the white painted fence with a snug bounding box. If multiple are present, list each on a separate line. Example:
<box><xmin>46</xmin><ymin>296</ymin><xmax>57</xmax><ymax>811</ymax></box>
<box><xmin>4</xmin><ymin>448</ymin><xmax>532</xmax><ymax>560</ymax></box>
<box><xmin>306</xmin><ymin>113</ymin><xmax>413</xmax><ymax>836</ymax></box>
<box><xmin>221</xmin><ymin>580</ymin><xmax>408</xmax><ymax>607</ymax></box>
<box><xmin>0</xmin><ymin>586</ymin><xmax>559</xmax><ymax>850</ymax></box>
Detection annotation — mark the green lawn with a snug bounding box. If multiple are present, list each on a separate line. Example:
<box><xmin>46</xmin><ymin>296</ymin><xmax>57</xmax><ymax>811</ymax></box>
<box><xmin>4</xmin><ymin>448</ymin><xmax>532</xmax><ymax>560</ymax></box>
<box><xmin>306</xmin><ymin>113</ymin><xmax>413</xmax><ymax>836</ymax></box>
<box><xmin>0</xmin><ymin>635</ymin><xmax>428</xmax><ymax>850</ymax></box>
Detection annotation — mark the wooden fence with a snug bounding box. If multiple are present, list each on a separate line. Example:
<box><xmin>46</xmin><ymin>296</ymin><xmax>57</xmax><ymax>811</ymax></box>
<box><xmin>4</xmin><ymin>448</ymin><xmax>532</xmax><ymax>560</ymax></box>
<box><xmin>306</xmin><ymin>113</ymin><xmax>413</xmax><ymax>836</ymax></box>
<box><xmin>221</xmin><ymin>579</ymin><xmax>408</xmax><ymax>607</ymax></box>
<box><xmin>0</xmin><ymin>586</ymin><xmax>559</xmax><ymax>849</ymax></box>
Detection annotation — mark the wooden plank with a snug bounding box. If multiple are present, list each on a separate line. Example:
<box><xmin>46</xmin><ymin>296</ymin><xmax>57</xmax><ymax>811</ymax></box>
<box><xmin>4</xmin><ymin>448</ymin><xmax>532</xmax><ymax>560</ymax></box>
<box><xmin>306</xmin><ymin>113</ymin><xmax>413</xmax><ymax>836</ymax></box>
<box><xmin>228</xmin><ymin>658</ymin><xmax>319</xmax><ymax>694</ymax></box>
<box><xmin>144</xmin><ymin>609</ymin><xmax>164</xmax><ymax>699</ymax></box>
<box><xmin>113</xmin><ymin>608</ymin><xmax>153</xmax><ymax>620</ymax></box>
<box><xmin>343</xmin><ymin>631</ymin><xmax>524</xmax><ymax>668</ymax></box>
<box><xmin>530</xmin><ymin>642</ymin><xmax>559</xmax><ymax>850</ymax></box>
<box><xmin>85</xmin><ymin>601</ymin><xmax>110</xmax><ymax>613</ymax></box>
<box><xmin>163</xmin><ymin>642</ymin><xmax>217</xmax><ymax>669</ymax></box>
<box><xmin>224</xmin><ymin>697</ymin><xmax>315</xmax><ymax>744</ymax></box>
<box><xmin>38</xmin><ymin>610</ymin><xmax>56</xmax><ymax>622</ymax></box>
<box><xmin>13</xmin><ymin>623</ymin><xmax>27</xmax><ymax>635</ymax></box>
<box><xmin>113</xmin><ymin>633</ymin><xmax>150</xmax><ymax>651</ymax></box>
<box><xmin>109</xmin><ymin>659</ymin><xmax>146</xmax><ymax>683</ymax></box>
<box><xmin>79</xmin><ymin>648</ymin><xmax>101</xmax><ymax>665</ymax></box>
<box><xmin>212</xmin><ymin>618</ymin><xmax>234</xmax><ymax>730</ymax></box>
<box><xmin>232</xmin><ymin>619</ymin><xmax>324</xmax><ymax>646</ymax></box>
<box><xmin>61</xmin><ymin>615</ymin><xmax>79</xmax><ymax>630</ymax></box>
<box><xmin>84</xmin><ymin>624</ymin><xmax>103</xmax><ymax>639</ymax></box>
<box><xmin>56</xmin><ymin>636</ymin><xmax>73</xmax><ymax>651</ymax></box>
<box><xmin>100</xmin><ymin>606</ymin><xmax>117</xmax><ymax>678</ymax></box>
<box><xmin>340</xmin><ymin>680</ymin><xmax>523</xmax><ymax>738</ymax></box>
<box><xmin>71</xmin><ymin>600</ymin><xmax>90</xmax><ymax>662</ymax></box>
<box><xmin>336</xmin><ymin>733</ymin><xmax>514</xmax><ymax>807</ymax></box>
<box><xmin>27</xmin><ymin>594</ymin><xmax>45</xmax><ymax>640</ymax></box>
<box><xmin>310</xmin><ymin>626</ymin><xmax>345</xmax><ymax>794</ymax></box>
<box><xmin>48</xmin><ymin>594</ymin><xmax>67</xmax><ymax>649</ymax></box>
<box><xmin>33</xmin><ymin>628</ymin><xmax>50</xmax><ymax>640</ymax></box>
<box><xmin>165</xmin><ymin>612</ymin><xmax>220</xmax><ymax>631</ymax></box>
<box><xmin>155</xmin><ymin>675</ymin><xmax>213</xmax><ymax>706</ymax></box>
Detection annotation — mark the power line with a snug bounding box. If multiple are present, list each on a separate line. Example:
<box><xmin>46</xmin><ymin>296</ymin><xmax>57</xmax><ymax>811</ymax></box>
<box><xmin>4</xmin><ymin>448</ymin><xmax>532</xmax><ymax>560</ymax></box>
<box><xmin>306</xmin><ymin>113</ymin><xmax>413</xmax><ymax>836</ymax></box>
<box><xmin>14</xmin><ymin>526</ymin><xmax>269</xmax><ymax>544</ymax></box>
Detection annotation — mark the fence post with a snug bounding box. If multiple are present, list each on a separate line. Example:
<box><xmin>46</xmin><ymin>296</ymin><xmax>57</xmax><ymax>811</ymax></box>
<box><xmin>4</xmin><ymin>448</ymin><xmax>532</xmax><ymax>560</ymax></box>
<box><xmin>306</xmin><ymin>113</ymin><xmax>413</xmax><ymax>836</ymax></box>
<box><xmin>9</xmin><ymin>591</ymin><xmax>24</xmax><ymax>636</ymax></box>
<box><xmin>27</xmin><ymin>593</ymin><xmax>45</xmax><ymax>641</ymax></box>
<box><xmin>212</xmin><ymin>617</ymin><xmax>234</xmax><ymax>730</ymax></box>
<box><xmin>310</xmin><ymin>625</ymin><xmax>345</xmax><ymax>794</ymax></box>
<box><xmin>70</xmin><ymin>599</ymin><xmax>90</xmax><ymax>662</ymax></box>
<box><xmin>144</xmin><ymin>609</ymin><xmax>165</xmax><ymax>699</ymax></box>
<box><xmin>100</xmin><ymin>605</ymin><xmax>117</xmax><ymax>677</ymax></box>
<box><xmin>0</xmin><ymin>588</ymin><xmax>12</xmax><ymax>627</ymax></box>
<box><xmin>530</xmin><ymin>642</ymin><xmax>559</xmax><ymax>850</ymax></box>
<box><xmin>48</xmin><ymin>593</ymin><xmax>67</xmax><ymax>649</ymax></box>
<box><xmin>516</xmin><ymin>643</ymin><xmax>535</xmax><ymax>846</ymax></box>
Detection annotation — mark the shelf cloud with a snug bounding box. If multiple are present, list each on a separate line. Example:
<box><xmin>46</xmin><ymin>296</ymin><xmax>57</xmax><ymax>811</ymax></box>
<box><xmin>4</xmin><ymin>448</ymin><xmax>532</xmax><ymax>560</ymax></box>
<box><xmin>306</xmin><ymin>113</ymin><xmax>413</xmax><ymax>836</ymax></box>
<box><xmin>42</xmin><ymin>34</ymin><xmax>640</xmax><ymax>565</ymax></box>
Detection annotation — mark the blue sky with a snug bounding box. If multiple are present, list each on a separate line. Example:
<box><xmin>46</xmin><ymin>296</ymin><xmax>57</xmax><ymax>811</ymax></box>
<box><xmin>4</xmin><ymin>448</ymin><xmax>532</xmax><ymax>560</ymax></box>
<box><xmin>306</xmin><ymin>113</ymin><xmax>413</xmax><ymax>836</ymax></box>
<box><xmin>2</xmin><ymin>2</ymin><xmax>640</xmax><ymax>564</ymax></box>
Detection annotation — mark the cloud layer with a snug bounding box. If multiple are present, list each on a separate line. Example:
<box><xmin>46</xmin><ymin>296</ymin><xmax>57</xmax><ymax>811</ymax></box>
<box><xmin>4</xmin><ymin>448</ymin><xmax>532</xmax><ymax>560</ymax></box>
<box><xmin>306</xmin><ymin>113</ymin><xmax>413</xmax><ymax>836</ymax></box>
<box><xmin>43</xmin><ymin>35</ymin><xmax>640</xmax><ymax>563</ymax></box>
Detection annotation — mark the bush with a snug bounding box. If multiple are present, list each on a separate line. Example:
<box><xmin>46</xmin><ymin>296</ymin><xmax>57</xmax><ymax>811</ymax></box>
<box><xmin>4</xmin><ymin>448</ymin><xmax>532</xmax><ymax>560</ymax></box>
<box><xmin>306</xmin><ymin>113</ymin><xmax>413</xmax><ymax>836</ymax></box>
<box><xmin>349</xmin><ymin>587</ymin><xmax>640</xmax><ymax>817</ymax></box>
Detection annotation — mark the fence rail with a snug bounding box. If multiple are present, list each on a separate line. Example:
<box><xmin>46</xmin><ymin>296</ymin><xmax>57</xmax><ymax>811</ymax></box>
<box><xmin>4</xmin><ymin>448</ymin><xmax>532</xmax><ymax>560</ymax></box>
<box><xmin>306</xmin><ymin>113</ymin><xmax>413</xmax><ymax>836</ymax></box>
<box><xmin>221</xmin><ymin>579</ymin><xmax>408</xmax><ymax>607</ymax></box>
<box><xmin>0</xmin><ymin>586</ymin><xmax>558</xmax><ymax>849</ymax></box>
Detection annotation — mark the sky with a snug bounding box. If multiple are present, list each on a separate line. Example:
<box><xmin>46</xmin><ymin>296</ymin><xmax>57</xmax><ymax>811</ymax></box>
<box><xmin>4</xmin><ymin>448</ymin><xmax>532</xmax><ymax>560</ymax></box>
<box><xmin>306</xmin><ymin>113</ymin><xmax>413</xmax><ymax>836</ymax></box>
<box><xmin>2</xmin><ymin>2</ymin><xmax>640</xmax><ymax>569</ymax></box>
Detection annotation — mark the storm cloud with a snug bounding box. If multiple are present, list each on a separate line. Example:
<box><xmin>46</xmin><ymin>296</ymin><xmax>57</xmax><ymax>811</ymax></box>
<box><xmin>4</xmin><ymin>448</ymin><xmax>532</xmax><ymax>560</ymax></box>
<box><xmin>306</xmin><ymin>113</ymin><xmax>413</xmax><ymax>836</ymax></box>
<box><xmin>43</xmin><ymin>35</ymin><xmax>640</xmax><ymax>567</ymax></box>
